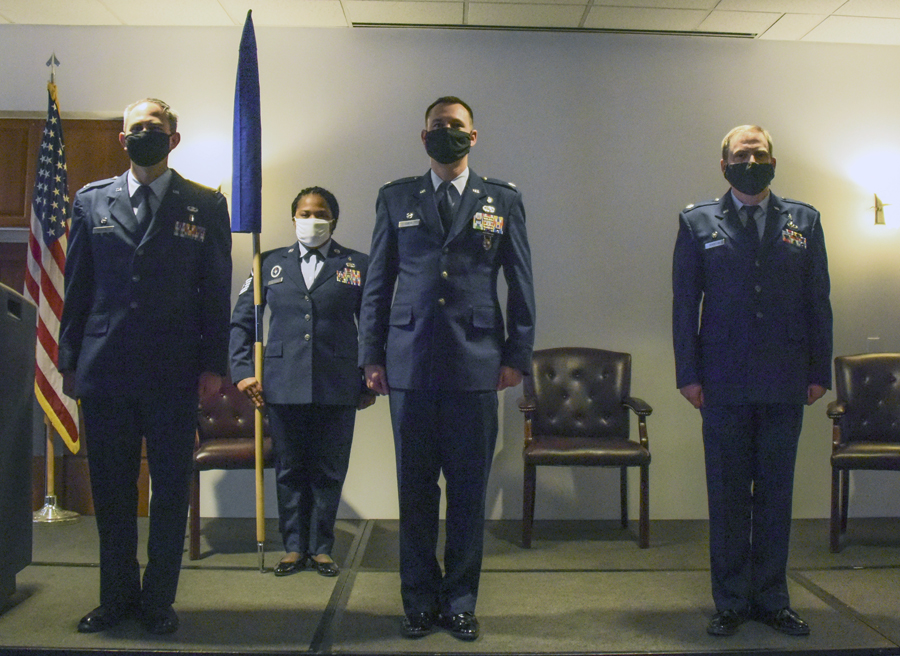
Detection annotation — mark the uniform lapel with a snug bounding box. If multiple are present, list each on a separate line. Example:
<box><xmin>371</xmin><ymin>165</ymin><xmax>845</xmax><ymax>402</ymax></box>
<box><xmin>281</xmin><ymin>246</ymin><xmax>307</xmax><ymax>292</ymax></box>
<box><xmin>716</xmin><ymin>190</ymin><xmax>749</xmax><ymax>248</ymax></box>
<box><xmin>143</xmin><ymin>171</ymin><xmax>184</xmax><ymax>246</ymax></box>
<box><xmin>762</xmin><ymin>193</ymin><xmax>790</xmax><ymax>255</ymax></box>
<box><xmin>106</xmin><ymin>173</ymin><xmax>141</xmax><ymax>245</ymax></box>
<box><xmin>447</xmin><ymin>169</ymin><xmax>484</xmax><ymax>243</ymax></box>
<box><xmin>415</xmin><ymin>172</ymin><xmax>444</xmax><ymax>239</ymax></box>
<box><xmin>309</xmin><ymin>240</ymin><xmax>345</xmax><ymax>293</ymax></box>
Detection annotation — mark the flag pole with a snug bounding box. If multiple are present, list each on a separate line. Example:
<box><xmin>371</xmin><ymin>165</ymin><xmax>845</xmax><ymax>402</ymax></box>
<box><xmin>31</xmin><ymin>52</ymin><xmax>79</xmax><ymax>523</ymax></box>
<box><xmin>252</xmin><ymin>232</ymin><xmax>264</xmax><ymax>571</ymax></box>
<box><xmin>232</xmin><ymin>11</ymin><xmax>265</xmax><ymax>571</ymax></box>
<box><xmin>33</xmin><ymin>417</ymin><xmax>78</xmax><ymax>522</ymax></box>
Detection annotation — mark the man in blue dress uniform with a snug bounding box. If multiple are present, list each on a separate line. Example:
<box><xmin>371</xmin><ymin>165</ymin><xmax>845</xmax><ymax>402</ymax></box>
<box><xmin>59</xmin><ymin>98</ymin><xmax>232</xmax><ymax>635</ymax></box>
<box><xmin>359</xmin><ymin>96</ymin><xmax>536</xmax><ymax>640</ymax></box>
<box><xmin>672</xmin><ymin>125</ymin><xmax>832</xmax><ymax>637</ymax></box>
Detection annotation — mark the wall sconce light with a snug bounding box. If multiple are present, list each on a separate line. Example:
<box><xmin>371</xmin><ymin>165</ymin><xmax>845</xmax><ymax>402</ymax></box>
<box><xmin>874</xmin><ymin>194</ymin><xmax>888</xmax><ymax>225</ymax></box>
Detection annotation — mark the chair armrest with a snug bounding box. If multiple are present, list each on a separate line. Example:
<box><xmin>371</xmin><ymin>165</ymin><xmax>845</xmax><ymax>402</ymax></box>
<box><xmin>518</xmin><ymin>396</ymin><xmax>536</xmax><ymax>413</ymax></box>
<box><xmin>827</xmin><ymin>400</ymin><xmax>845</xmax><ymax>420</ymax></box>
<box><xmin>623</xmin><ymin>396</ymin><xmax>652</xmax><ymax>416</ymax></box>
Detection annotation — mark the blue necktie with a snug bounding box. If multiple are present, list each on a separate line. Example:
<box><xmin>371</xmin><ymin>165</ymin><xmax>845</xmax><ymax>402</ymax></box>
<box><xmin>438</xmin><ymin>181</ymin><xmax>458</xmax><ymax>233</ymax></box>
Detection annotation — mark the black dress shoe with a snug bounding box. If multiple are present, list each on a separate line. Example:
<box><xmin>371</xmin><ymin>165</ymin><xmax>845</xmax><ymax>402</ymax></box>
<box><xmin>312</xmin><ymin>559</ymin><xmax>340</xmax><ymax>577</ymax></box>
<box><xmin>274</xmin><ymin>556</ymin><xmax>307</xmax><ymax>577</ymax></box>
<box><xmin>141</xmin><ymin>606</ymin><xmax>179</xmax><ymax>635</ymax></box>
<box><xmin>437</xmin><ymin>611</ymin><xmax>480</xmax><ymax>641</ymax></box>
<box><xmin>753</xmin><ymin>607</ymin><xmax>810</xmax><ymax>636</ymax></box>
<box><xmin>401</xmin><ymin>612</ymin><xmax>435</xmax><ymax>638</ymax></box>
<box><xmin>706</xmin><ymin>609</ymin><xmax>744</xmax><ymax>636</ymax></box>
<box><xmin>77</xmin><ymin>604</ymin><xmax>135</xmax><ymax>633</ymax></box>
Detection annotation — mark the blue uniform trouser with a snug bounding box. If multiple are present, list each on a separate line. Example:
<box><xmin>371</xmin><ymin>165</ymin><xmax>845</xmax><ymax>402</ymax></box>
<box><xmin>267</xmin><ymin>403</ymin><xmax>355</xmax><ymax>557</ymax></box>
<box><xmin>701</xmin><ymin>403</ymin><xmax>804</xmax><ymax>614</ymax></box>
<box><xmin>81</xmin><ymin>391</ymin><xmax>197</xmax><ymax>612</ymax></box>
<box><xmin>389</xmin><ymin>389</ymin><xmax>498</xmax><ymax>616</ymax></box>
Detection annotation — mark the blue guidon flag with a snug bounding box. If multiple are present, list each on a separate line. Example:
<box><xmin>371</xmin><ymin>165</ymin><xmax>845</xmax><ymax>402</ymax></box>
<box><xmin>232</xmin><ymin>9</ymin><xmax>262</xmax><ymax>233</ymax></box>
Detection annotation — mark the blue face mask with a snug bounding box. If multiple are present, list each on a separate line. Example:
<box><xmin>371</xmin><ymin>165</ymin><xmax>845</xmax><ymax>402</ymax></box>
<box><xmin>724</xmin><ymin>162</ymin><xmax>774</xmax><ymax>196</ymax></box>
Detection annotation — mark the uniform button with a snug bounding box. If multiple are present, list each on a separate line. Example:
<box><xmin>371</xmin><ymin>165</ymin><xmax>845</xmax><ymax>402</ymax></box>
<box><xmin>441</xmin><ymin>271</ymin><xmax>449</xmax><ymax>279</ymax></box>
<box><xmin>132</xmin><ymin>274</ymin><xmax>140</xmax><ymax>282</ymax></box>
<box><xmin>438</xmin><ymin>298</ymin><xmax>446</xmax><ymax>306</ymax></box>
<box><xmin>756</xmin><ymin>311</ymin><xmax>763</xmax><ymax>319</ymax></box>
<box><xmin>136</xmin><ymin>249</ymin><xmax>144</xmax><ymax>256</ymax></box>
<box><xmin>130</xmin><ymin>301</ymin><xmax>138</xmax><ymax>309</ymax></box>
<box><xmin>304</xmin><ymin>334</ymin><xmax>311</xmax><ymax>341</ymax></box>
<box><xmin>304</xmin><ymin>295</ymin><xmax>310</xmax><ymax>301</ymax></box>
<box><xmin>442</xmin><ymin>248</ymin><xmax>449</xmax><ymax>254</ymax></box>
<box><xmin>305</xmin><ymin>314</ymin><xmax>311</xmax><ymax>321</ymax></box>
<box><xmin>754</xmin><ymin>285</ymin><xmax>761</xmax><ymax>293</ymax></box>
<box><xmin>754</xmin><ymin>260</ymin><xmax>760</xmax><ymax>267</ymax></box>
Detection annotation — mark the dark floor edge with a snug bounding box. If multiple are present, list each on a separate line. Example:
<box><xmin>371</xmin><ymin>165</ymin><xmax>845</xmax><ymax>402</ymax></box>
<box><xmin>4</xmin><ymin>649</ymin><xmax>898</xmax><ymax>656</ymax></box>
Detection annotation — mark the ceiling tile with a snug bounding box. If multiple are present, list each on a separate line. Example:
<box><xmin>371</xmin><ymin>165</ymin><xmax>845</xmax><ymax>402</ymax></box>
<box><xmin>0</xmin><ymin>0</ymin><xmax>119</xmax><ymax>24</ymax></box>
<box><xmin>219</xmin><ymin>0</ymin><xmax>348</xmax><ymax>27</ymax></box>
<box><xmin>836</xmin><ymin>0</ymin><xmax>900</xmax><ymax>19</ymax></box>
<box><xmin>697</xmin><ymin>10</ymin><xmax>780</xmax><ymax>35</ymax></box>
<box><xmin>583</xmin><ymin>6</ymin><xmax>707</xmax><ymax>31</ymax></box>
<box><xmin>102</xmin><ymin>0</ymin><xmax>232</xmax><ymax>25</ymax></box>
<box><xmin>717</xmin><ymin>0</ymin><xmax>844</xmax><ymax>13</ymax></box>
<box><xmin>758</xmin><ymin>12</ymin><xmax>826</xmax><ymax>40</ymax></box>
<box><xmin>346</xmin><ymin>0</ymin><xmax>463</xmax><ymax>25</ymax></box>
<box><xmin>591</xmin><ymin>0</ymin><xmax>716</xmax><ymax>8</ymax></box>
<box><xmin>804</xmin><ymin>14</ymin><xmax>900</xmax><ymax>44</ymax></box>
<box><xmin>467</xmin><ymin>2</ymin><xmax>584</xmax><ymax>28</ymax></box>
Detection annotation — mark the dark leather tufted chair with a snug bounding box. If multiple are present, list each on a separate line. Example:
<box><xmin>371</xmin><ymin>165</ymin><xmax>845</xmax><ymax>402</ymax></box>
<box><xmin>518</xmin><ymin>347</ymin><xmax>651</xmax><ymax>548</ymax></box>
<box><xmin>828</xmin><ymin>353</ymin><xmax>900</xmax><ymax>552</ymax></box>
<box><xmin>189</xmin><ymin>380</ymin><xmax>274</xmax><ymax>559</ymax></box>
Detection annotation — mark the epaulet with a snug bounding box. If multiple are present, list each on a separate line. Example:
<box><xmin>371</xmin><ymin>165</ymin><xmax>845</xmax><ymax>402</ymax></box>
<box><xmin>682</xmin><ymin>198</ymin><xmax>718</xmax><ymax>212</ymax></box>
<box><xmin>80</xmin><ymin>177</ymin><xmax>116</xmax><ymax>191</ymax></box>
<box><xmin>382</xmin><ymin>176</ymin><xmax>418</xmax><ymax>189</ymax></box>
<box><xmin>183</xmin><ymin>178</ymin><xmax>219</xmax><ymax>195</ymax></box>
<box><xmin>482</xmin><ymin>177</ymin><xmax>517</xmax><ymax>190</ymax></box>
<box><xmin>780</xmin><ymin>197</ymin><xmax>816</xmax><ymax>211</ymax></box>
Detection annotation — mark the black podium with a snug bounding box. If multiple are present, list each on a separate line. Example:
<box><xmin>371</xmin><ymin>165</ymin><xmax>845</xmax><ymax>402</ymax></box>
<box><xmin>0</xmin><ymin>283</ymin><xmax>35</xmax><ymax>602</ymax></box>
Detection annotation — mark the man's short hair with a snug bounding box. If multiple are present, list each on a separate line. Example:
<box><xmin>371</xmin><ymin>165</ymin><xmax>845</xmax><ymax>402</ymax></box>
<box><xmin>425</xmin><ymin>96</ymin><xmax>474</xmax><ymax>125</ymax></box>
<box><xmin>721</xmin><ymin>125</ymin><xmax>773</xmax><ymax>161</ymax></box>
<box><xmin>292</xmin><ymin>186</ymin><xmax>340</xmax><ymax>226</ymax></box>
<box><xmin>123</xmin><ymin>98</ymin><xmax>178</xmax><ymax>133</ymax></box>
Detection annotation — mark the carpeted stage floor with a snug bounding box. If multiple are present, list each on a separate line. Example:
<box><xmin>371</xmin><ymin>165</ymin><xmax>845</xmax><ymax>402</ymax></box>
<box><xmin>1</xmin><ymin>517</ymin><xmax>899</xmax><ymax>656</ymax></box>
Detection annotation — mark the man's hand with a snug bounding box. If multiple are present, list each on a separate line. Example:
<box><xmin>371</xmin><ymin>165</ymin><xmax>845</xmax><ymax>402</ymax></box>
<box><xmin>365</xmin><ymin>365</ymin><xmax>389</xmax><ymax>395</ymax></box>
<box><xmin>237</xmin><ymin>376</ymin><xmax>265</xmax><ymax>408</ymax></box>
<box><xmin>198</xmin><ymin>372</ymin><xmax>223</xmax><ymax>403</ymax></box>
<box><xmin>679</xmin><ymin>383</ymin><xmax>704</xmax><ymax>409</ymax></box>
<box><xmin>497</xmin><ymin>366</ymin><xmax>523</xmax><ymax>391</ymax></box>
<box><xmin>807</xmin><ymin>384</ymin><xmax>827</xmax><ymax>406</ymax></box>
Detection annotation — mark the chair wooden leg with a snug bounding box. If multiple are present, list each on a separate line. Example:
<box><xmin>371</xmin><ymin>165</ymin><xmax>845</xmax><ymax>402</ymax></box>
<box><xmin>840</xmin><ymin>470</ymin><xmax>850</xmax><ymax>534</ymax></box>
<box><xmin>620</xmin><ymin>467</ymin><xmax>628</xmax><ymax>528</ymax></box>
<box><xmin>830</xmin><ymin>467</ymin><xmax>841</xmax><ymax>553</ymax></box>
<box><xmin>639</xmin><ymin>464</ymin><xmax>649</xmax><ymax>549</ymax></box>
<box><xmin>189</xmin><ymin>469</ymin><xmax>201</xmax><ymax>560</ymax></box>
<box><xmin>523</xmin><ymin>463</ymin><xmax>536</xmax><ymax>548</ymax></box>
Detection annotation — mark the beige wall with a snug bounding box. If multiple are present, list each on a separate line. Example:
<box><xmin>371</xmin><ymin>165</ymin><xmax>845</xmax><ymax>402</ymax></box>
<box><xmin>3</xmin><ymin>25</ymin><xmax>899</xmax><ymax>520</ymax></box>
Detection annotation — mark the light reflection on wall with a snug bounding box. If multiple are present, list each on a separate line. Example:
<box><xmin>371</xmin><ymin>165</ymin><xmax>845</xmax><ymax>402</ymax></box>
<box><xmin>167</xmin><ymin>132</ymin><xmax>232</xmax><ymax>192</ymax></box>
<box><xmin>845</xmin><ymin>147</ymin><xmax>900</xmax><ymax>229</ymax></box>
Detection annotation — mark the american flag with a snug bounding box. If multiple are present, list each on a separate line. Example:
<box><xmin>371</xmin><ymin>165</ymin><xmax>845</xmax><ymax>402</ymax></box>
<box><xmin>24</xmin><ymin>83</ymin><xmax>80</xmax><ymax>453</ymax></box>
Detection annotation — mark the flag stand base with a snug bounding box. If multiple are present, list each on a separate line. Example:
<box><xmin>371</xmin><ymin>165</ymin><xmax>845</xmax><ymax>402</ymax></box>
<box><xmin>33</xmin><ymin>495</ymin><xmax>79</xmax><ymax>523</ymax></box>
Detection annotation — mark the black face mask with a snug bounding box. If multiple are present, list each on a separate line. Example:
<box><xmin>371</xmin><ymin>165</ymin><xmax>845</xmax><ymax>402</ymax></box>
<box><xmin>723</xmin><ymin>162</ymin><xmax>775</xmax><ymax>196</ymax></box>
<box><xmin>424</xmin><ymin>128</ymin><xmax>472</xmax><ymax>164</ymax></box>
<box><xmin>125</xmin><ymin>130</ymin><xmax>171</xmax><ymax>167</ymax></box>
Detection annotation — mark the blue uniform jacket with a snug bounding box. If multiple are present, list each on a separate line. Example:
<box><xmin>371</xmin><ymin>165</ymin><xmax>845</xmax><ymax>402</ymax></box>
<box><xmin>672</xmin><ymin>190</ymin><xmax>832</xmax><ymax>405</ymax></box>
<box><xmin>58</xmin><ymin>170</ymin><xmax>232</xmax><ymax>395</ymax></box>
<box><xmin>358</xmin><ymin>170</ymin><xmax>536</xmax><ymax>391</ymax></box>
<box><xmin>230</xmin><ymin>240</ymin><xmax>368</xmax><ymax>406</ymax></box>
